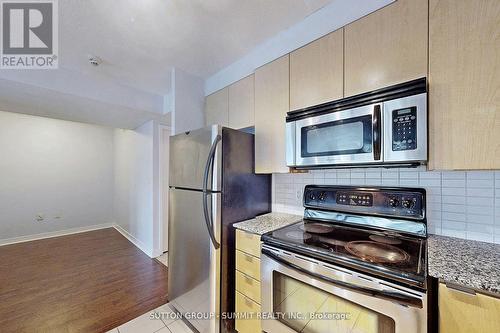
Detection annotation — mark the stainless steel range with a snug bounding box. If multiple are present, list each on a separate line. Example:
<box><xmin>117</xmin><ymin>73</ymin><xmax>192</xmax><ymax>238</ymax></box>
<box><xmin>261</xmin><ymin>185</ymin><xmax>429</xmax><ymax>333</ymax></box>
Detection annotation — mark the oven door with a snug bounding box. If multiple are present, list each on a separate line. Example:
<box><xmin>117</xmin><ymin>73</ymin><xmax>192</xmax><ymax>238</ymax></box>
<box><xmin>261</xmin><ymin>245</ymin><xmax>427</xmax><ymax>333</ymax></box>
<box><xmin>294</xmin><ymin>104</ymin><xmax>382</xmax><ymax>167</ymax></box>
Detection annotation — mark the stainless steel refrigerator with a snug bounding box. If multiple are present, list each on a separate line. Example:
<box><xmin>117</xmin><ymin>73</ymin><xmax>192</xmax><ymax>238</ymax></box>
<box><xmin>168</xmin><ymin>125</ymin><xmax>271</xmax><ymax>333</ymax></box>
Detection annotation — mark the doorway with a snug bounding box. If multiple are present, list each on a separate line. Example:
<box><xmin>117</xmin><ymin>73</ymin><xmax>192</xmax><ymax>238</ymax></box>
<box><xmin>160</xmin><ymin>126</ymin><xmax>170</xmax><ymax>255</ymax></box>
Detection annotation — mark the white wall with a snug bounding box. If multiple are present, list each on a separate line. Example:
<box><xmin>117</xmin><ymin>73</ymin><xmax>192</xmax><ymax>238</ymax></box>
<box><xmin>273</xmin><ymin>167</ymin><xmax>500</xmax><ymax>244</ymax></box>
<box><xmin>113</xmin><ymin>120</ymin><xmax>162</xmax><ymax>257</ymax></box>
<box><xmin>0</xmin><ymin>111</ymin><xmax>114</xmax><ymax>243</ymax></box>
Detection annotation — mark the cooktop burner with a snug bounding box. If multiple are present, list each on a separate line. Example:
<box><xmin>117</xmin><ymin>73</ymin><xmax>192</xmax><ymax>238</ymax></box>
<box><xmin>344</xmin><ymin>241</ymin><xmax>410</xmax><ymax>264</ymax></box>
<box><xmin>299</xmin><ymin>223</ymin><xmax>335</xmax><ymax>234</ymax></box>
<box><xmin>369</xmin><ymin>234</ymin><xmax>403</xmax><ymax>245</ymax></box>
<box><xmin>262</xmin><ymin>219</ymin><xmax>426</xmax><ymax>286</ymax></box>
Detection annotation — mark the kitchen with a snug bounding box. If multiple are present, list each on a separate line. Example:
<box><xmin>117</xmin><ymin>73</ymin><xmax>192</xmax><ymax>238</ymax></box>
<box><xmin>0</xmin><ymin>0</ymin><xmax>498</xmax><ymax>333</ymax></box>
<box><xmin>170</xmin><ymin>0</ymin><xmax>499</xmax><ymax>332</ymax></box>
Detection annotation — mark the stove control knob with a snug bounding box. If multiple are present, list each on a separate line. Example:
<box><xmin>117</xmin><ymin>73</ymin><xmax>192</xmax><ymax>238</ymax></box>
<box><xmin>319</xmin><ymin>192</ymin><xmax>327</xmax><ymax>201</ymax></box>
<box><xmin>402</xmin><ymin>199</ymin><xmax>415</xmax><ymax>209</ymax></box>
<box><xmin>309</xmin><ymin>192</ymin><xmax>317</xmax><ymax>200</ymax></box>
<box><xmin>388</xmin><ymin>197</ymin><xmax>400</xmax><ymax>208</ymax></box>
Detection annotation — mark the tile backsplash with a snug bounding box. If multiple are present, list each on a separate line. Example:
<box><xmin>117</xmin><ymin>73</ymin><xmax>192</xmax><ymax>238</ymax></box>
<box><xmin>272</xmin><ymin>167</ymin><xmax>500</xmax><ymax>244</ymax></box>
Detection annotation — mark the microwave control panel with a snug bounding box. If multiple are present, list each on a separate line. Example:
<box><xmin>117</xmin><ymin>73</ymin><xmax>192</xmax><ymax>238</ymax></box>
<box><xmin>392</xmin><ymin>107</ymin><xmax>417</xmax><ymax>151</ymax></box>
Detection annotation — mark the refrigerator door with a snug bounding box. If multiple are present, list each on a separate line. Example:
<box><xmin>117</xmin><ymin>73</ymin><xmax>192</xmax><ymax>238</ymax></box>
<box><xmin>170</xmin><ymin>125</ymin><xmax>222</xmax><ymax>191</ymax></box>
<box><xmin>168</xmin><ymin>187</ymin><xmax>221</xmax><ymax>333</ymax></box>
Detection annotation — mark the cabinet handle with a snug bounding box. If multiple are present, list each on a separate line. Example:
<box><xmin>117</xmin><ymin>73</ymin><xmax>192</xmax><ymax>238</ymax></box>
<box><xmin>373</xmin><ymin>104</ymin><xmax>382</xmax><ymax>161</ymax></box>
<box><xmin>445</xmin><ymin>282</ymin><xmax>476</xmax><ymax>296</ymax></box>
<box><xmin>245</xmin><ymin>276</ymin><xmax>254</xmax><ymax>284</ymax></box>
<box><xmin>244</xmin><ymin>253</ymin><xmax>254</xmax><ymax>262</ymax></box>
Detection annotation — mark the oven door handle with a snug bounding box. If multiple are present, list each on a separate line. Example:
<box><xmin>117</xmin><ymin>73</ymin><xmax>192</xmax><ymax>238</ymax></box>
<box><xmin>262</xmin><ymin>249</ymin><xmax>423</xmax><ymax>308</ymax></box>
<box><xmin>373</xmin><ymin>104</ymin><xmax>382</xmax><ymax>161</ymax></box>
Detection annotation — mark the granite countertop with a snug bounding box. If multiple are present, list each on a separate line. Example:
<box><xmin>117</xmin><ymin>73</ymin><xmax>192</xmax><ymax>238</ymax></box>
<box><xmin>233</xmin><ymin>212</ymin><xmax>302</xmax><ymax>235</ymax></box>
<box><xmin>428</xmin><ymin>234</ymin><xmax>500</xmax><ymax>295</ymax></box>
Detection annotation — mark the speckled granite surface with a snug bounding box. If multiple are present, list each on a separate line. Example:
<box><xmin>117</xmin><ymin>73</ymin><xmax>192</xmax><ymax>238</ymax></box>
<box><xmin>233</xmin><ymin>212</ymin><xmax>302</xmax><ymax>235</ymax></box>
<box><xmin>428</xmin><ymin>234</ymin><xmax>500</xmax><ymax>295</ymax></box>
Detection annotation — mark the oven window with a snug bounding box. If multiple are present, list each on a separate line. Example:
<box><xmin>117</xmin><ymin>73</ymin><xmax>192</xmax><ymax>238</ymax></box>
<box><xmin>301</xmin><ymin>115</ymin><xmax>373</xmax><ymax>157</ymax></box>
<box><xmin>272</xmin><ymin>272</ymin><xmax>395</xmax><ymax>333</ymax></box>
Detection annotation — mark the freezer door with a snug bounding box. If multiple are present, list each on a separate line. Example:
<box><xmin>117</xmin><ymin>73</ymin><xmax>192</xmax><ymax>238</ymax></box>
<box><xmin>170</xmin><ymin>125</ymin><xmax>222</xmax><ymax>191</ymax></box>
<box><xmin>168</xmin><ymin>188</ymin><xmax>221</xmax><ymax>333</ymax></box>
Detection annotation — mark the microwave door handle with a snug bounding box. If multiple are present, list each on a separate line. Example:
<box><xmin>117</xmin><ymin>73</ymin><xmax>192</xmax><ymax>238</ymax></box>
<box><xmin>262</xmin><ymin>249</ymin><xmax>422</xmax><ymax>308</ymax></box>
<box><xmin>373</xmin><ymin>104</ymin><xmax>382</xmax><ymax>161</ymax></box>
<box><xmin>202</xmin><ymin>135</ymin><xmax>221</xmax><ymax>249</ymax></box>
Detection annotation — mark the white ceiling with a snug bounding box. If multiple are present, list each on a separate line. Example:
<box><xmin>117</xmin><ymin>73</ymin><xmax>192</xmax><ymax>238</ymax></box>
<box><xmin>0</xmin><ymin>79</ymin><xmax>167</xmax><ymax>129</ymax></box>
<box><xmin>58</xmin><ymin>0</ymin><xmax>334</xmax><ymax>92</ymax></box>
<box><xmin>0</xmin><ymin>0</ymin><xmax>390</xmax><ymax>129</ymax></box>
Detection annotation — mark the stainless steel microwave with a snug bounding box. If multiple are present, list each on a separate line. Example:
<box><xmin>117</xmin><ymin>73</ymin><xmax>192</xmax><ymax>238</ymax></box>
<box><xmin>286</xmin><ymin>78</ymin><xmax>427</xmax><ymax>168</ymax></box>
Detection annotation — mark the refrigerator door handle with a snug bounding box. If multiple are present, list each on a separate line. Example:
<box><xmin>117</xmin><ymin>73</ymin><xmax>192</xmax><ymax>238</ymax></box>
<box><xmin>202</xmin><ymin>134</ymin><xmax>221</xmax><ymax>249</ymax></box>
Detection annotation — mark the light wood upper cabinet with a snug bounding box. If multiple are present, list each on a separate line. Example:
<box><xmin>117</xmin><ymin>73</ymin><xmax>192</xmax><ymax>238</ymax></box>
<box><xmin>439</xmin><ymin>283</ymin><xmax>500</xmax><ymax>333</ymax></box>
<box><xmin>344</xmin><ymin>0</ymin><xmax>428</xmax><ymax>97</ymax></box>
<box><xmin>228</xmin><ymin>74</ymin><xmax>254</xmax><ymax>129</ymax></box>
<box><xmin>205</xmin><ymin>88</ymin><xmax>228</xmax><ymax>127</ymax></box>
<box><xmin>429</xmin><ymin>0</ymin><xmax>500</xmax><ymax>170</ymax></box>
<box><xmin>255</xmin><ymin>55</ymin><xmax>290</xmax><ymax>174</ymax></box>
<box><xmin>290</xmin><ymin>29</ymin><xmax>344</xmax><ymax>111</ymax></box>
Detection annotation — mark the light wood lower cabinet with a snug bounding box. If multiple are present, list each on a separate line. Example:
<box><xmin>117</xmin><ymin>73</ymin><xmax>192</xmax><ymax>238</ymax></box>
<box><xmin>236</xmin><ymin>270</ymin><xmax>261</xmax><ymax>304</ymax></box>
<box><xmin>429</xmin><ymin>0</ymin><xmax>500</xmax><ymax>170</ymax></box>
<box><xmin>235</xmin><ymin>229</ymin><xmax>261</xmax><ymax>257</ymax></box>
<box><xmin>235</xmin><ymin>291</ymin><xmax>262</xmax><ymax>333</ymax></box>
<box><xmin>235</xmin><ymin>229</ymin><xmax>262</xmax><ymax>333</ymax></box>
<box><xmin>344</xmin><ymin>0</ymin><xmax>428</xmax><ymax>97</ymax></box>
<box><xmin>235</xmin><ymin>250</ymin><xmax>261</xmax><ymax>281</ymax></box>
<box><xmin>439</xmin><ymin>283</ymin><xmax>500</xmax><ymax>333</ymax></box>
<box><xmin>254</xmin><ymin>55</ymin><xmax>290</xmax><ymax>174</ymax></box>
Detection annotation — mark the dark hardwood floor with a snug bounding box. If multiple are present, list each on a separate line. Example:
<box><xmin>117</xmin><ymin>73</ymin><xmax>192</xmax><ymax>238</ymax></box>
<box><xmin>0</xmin><ymin>228</ymin><xmax>168</xmax><ymax>333</ymax></box>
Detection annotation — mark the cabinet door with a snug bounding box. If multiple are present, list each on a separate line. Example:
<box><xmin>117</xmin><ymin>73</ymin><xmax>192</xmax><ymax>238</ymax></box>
<box><xmin>439</xmin><ymin>283</ymin><xmax>500</xmax><ymax>333</ymax></box>
<box><xmin>290</xmin><ymin>29</ymin><xmax>343</xmax><ymax>111</ymax></box>
<box><xmin>228</xmin><ymin>74</ymin><xmax>254</xmax><ymax>129</ymax></box>
<box><xmin>205</xmin><ymin>88</ymin><xmax>228</xmax><ymax>127</ymax></box>
<box><xmin>344</xmin><ymin>0</ymin><xmax>428</xmax><ymax>97</ymax></box>
<box><xmin>255</xmin><ymin>55</ymin><xmax>290</xmax><ymax>174</ymax></box>
<box><xmin>429</xmin><ymin>0</ymin><xmax>500</xmax><ymax>170</ymax></box>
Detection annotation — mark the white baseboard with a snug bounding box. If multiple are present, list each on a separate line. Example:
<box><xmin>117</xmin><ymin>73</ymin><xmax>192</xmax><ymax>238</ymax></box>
<box><xmin>0</xmin><ymin>223</ymin><xmax>113</xmax><ymax>247</ymax></box>
<box><xmin>112</xmin><ymin>224</ymin><xmax>157</xmax><ymax>258</ymax></box>
<box><xmin>151</xmin><ymin>248</ymin><xmax>163</xmax><ymax>258</ymax></box>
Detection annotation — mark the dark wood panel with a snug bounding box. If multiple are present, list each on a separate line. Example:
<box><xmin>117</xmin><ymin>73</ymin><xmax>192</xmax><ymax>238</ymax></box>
<box><xmin>0</xmin><ymin>228</ymin><xmax>168</xmax><ymax>332</ymax></box>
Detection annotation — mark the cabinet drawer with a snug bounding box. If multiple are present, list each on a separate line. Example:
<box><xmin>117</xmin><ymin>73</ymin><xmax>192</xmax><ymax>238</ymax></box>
<box><xmin>235</xmin><ymin>291</ymin><xmax>262</xmax><ymax>333</ymax></box>
<box><xmin>236</xmin><ymin>270</ymin><xmax>261</xmax><ymax>304</ymax></box>
<box><xmin>236</xmin><ymin>229</ymin><xmax>261</xmax><ymax>258</ymax></box>
<box><xmin>236</xmin><ymin>250</ymin><xmax>261</xmax><ymax>281</ymax></box>
<box><xmin>439</xmin><ymin>283</ymin><xmax>500</xmax><ymax>333</ymax></box>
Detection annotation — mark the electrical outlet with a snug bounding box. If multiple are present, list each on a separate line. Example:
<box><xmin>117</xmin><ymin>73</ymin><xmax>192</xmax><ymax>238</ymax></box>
<box><xmin>35</xmin><ymin>214</ymin><xmax>45</xmax><ymax>222</ymax></box>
